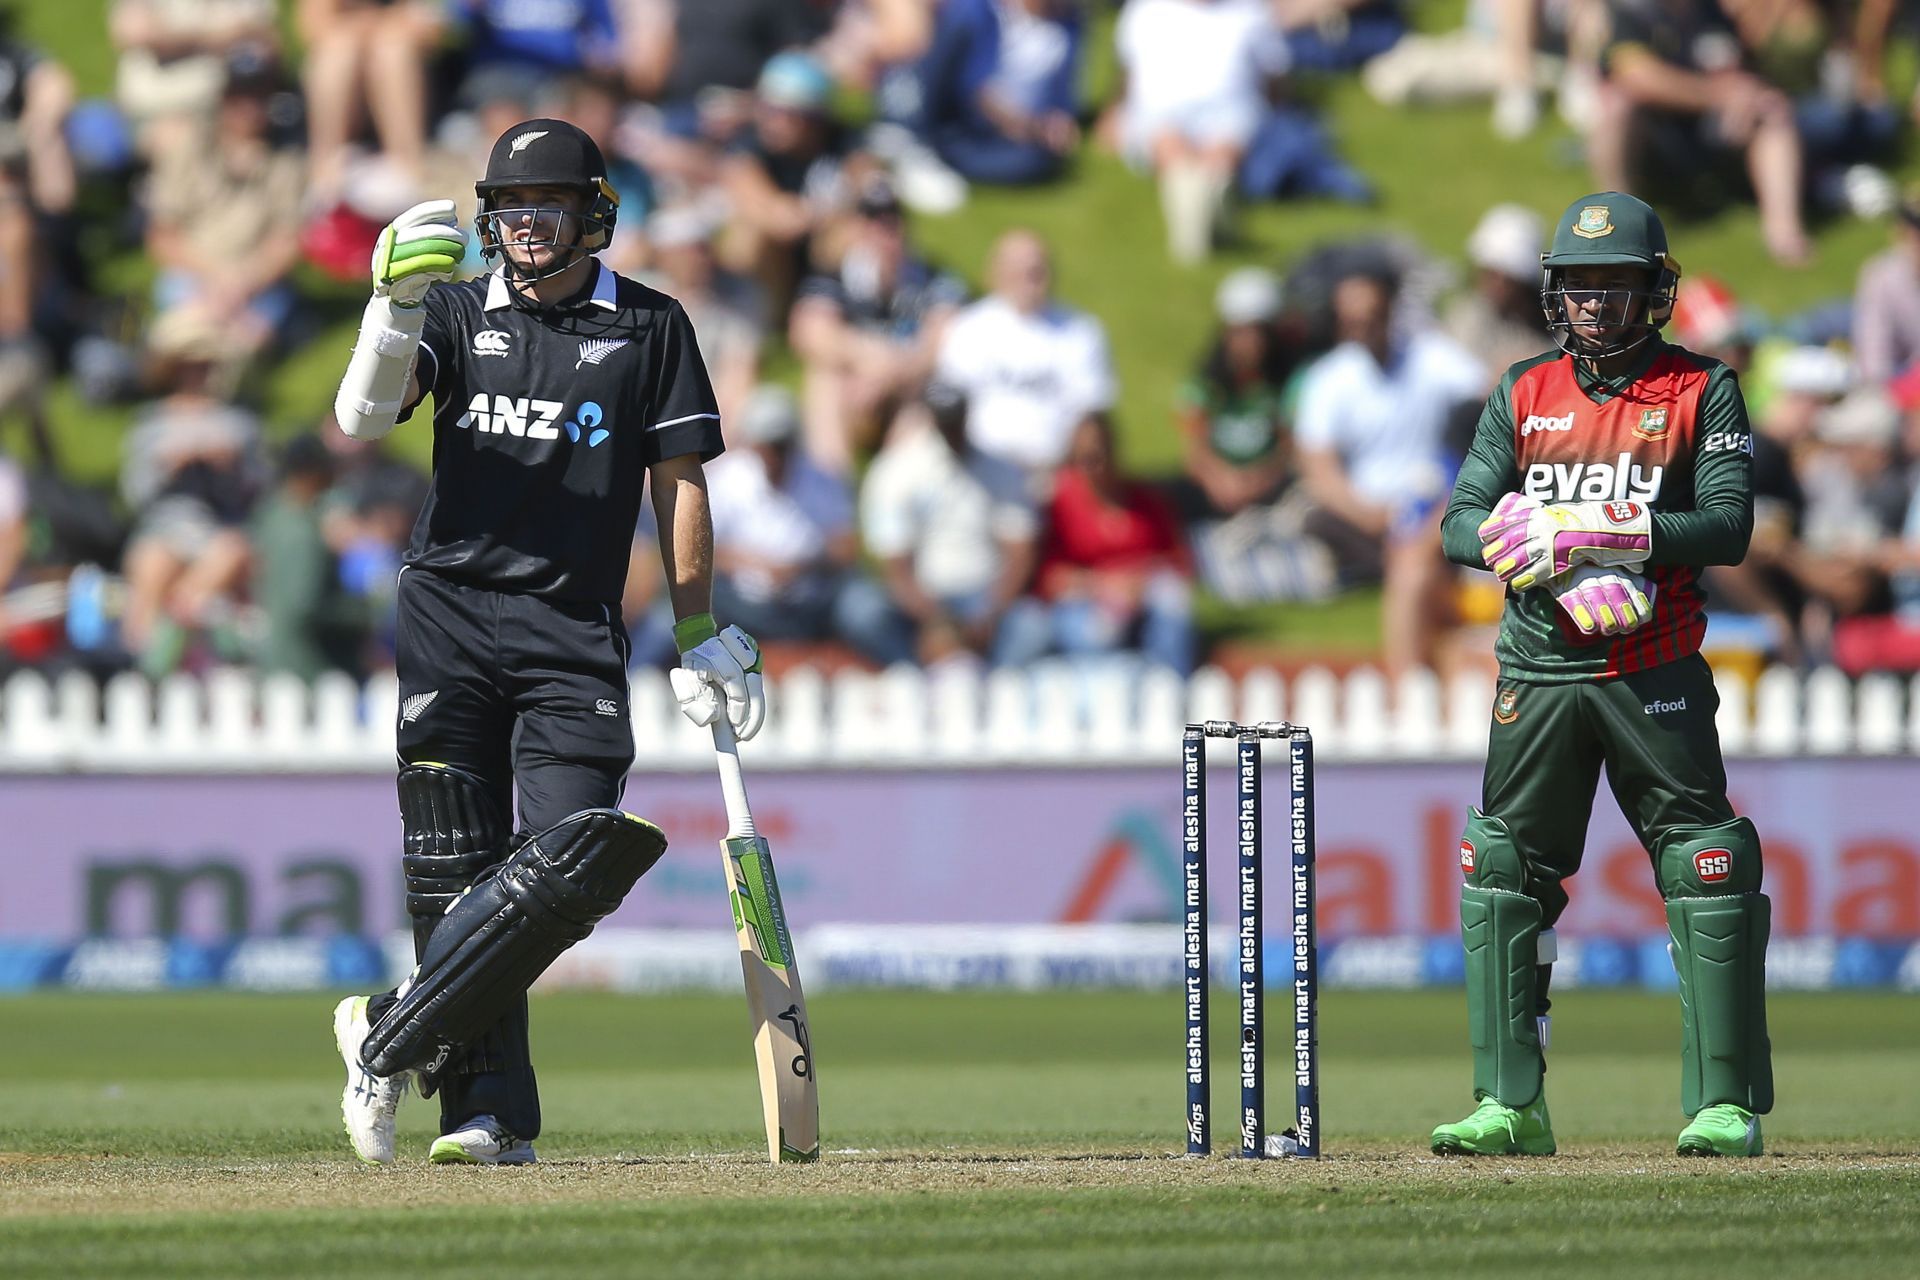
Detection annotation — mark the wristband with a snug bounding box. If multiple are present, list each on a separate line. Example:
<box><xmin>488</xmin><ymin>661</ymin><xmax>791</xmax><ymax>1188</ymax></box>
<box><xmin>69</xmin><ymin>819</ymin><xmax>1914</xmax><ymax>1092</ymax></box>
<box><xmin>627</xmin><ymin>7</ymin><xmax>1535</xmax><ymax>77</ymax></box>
<box><xmin>673</xmin><ymin>612</ymin><xmax>718</xmax><ymax>651</ymax></box>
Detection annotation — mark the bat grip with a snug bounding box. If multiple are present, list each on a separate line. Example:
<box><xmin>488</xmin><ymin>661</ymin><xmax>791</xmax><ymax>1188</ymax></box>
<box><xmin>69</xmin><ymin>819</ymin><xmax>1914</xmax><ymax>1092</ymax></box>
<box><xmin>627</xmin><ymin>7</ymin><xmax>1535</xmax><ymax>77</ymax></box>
<box><xmin>710</xmin><ymin>720</ymin><xmax>758</xmax><ymax>839</ymax></box>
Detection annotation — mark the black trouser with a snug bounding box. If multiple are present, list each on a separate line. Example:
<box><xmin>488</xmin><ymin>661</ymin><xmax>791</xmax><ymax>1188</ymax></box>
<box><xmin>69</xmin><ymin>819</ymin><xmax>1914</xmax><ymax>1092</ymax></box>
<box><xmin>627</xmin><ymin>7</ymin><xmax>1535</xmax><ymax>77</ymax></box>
<box><xmin>376</xmin><ymin>567</ymin><xmax>635</xmax><ymax>1140</ymax></box>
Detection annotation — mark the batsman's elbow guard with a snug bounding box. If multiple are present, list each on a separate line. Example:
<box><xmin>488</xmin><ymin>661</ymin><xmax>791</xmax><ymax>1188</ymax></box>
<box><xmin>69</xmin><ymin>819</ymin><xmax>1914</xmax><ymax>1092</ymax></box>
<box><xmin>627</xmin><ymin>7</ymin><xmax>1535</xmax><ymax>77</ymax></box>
<box><xmin>335</xmin><ymin>294</ymin><xmax>428</xmax><ymax>440</ymax></box>
<box><xmin>361</xmin><ymin>807</ymin><xmax>668</xmax><ymax>1078</ymax></box>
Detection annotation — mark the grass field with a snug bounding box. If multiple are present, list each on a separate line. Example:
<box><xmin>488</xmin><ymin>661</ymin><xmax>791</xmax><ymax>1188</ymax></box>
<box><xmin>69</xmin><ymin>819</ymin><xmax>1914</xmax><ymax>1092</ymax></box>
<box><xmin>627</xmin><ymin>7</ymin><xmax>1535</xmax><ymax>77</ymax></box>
<box><xmin>2</xmin><ymin>988</ymin><xmax>1916</xmax><ymax>1276</ymax></box>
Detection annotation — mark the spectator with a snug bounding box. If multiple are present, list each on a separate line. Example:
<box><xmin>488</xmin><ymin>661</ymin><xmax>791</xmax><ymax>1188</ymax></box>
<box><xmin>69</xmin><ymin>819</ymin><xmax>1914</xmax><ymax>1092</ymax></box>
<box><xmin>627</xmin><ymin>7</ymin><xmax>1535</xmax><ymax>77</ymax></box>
<box><xmin>0</xmin><ymin>451</ymin><xmax>23</xmax><ymax>646</ymax></box>
<box><xmin>1443</xmin><ymin>203</ymin><xmax>1551</xmax><ymax>382</ymax></box>
<box><xmin>145</xmin><ymin>54</ymin><xmax>306</xmax><ymax>369</ymax></box>
<box><xmin>1111</xmin><ymin>0</ymin><xmax>1371</xmax><ymax>264</ymax></box>
<box><xmin>722</xmin><ymin>51</ymin><xmax>866</xmax><ymax>312</ymax></box>
<box><xmin>1670</xmin><ymin>273</ymin><xmax>1754</xmax><ymax>375</ymax></box>
<box><xmin>1173</xmin><ymin>269</ymin><xmax>1295</xmax><ymax>519</ymax></box>
<box><xmin>907</xmin><ymin>0</ymin><xmax>1084</xmax><ymax>189</ymax></box>
<box><xmin>935</xmin><ymin>228</ymin><xmax>1114</xmax><ymax>482</ymax></box>
<box><xmin>0</xmin><ymin>24</ymin><xmax>68</xmax><ymax>454</ymax></box>
<box><xmin>1589</xmin><ymin>0</ymin><xmax>1811</xmax><ymax>266</ymax></box>
<box><xmin>1039</xmin><ymin>415</ymin><xmax>1197</xmax><ymax>673</ymax></box>
<box><xmin>849</xmin><ymin>381</ymin><xmax>1051</xmax><ymax>667</ymax></box>
<box><xmin>118</xmin><ymin>313</ymin><xmax>265</xmax><ymax>672</ymax></box>
<box><xmin>447</xmin><ymin>0</ymin><xmax>643</xmax><ymax>110</ymax></box>
<box><xmin>1853</xmin><ymin>189</ymin><xmax>1920</xmax><ymax>385</ymax></box>
<box><xmin>1273</xmin><ymin>0</ymin><xmax>1405</xmax><ymax>73</ymax></box>
<box><xmin>546</xmin><ymin>75</ymin><xmax>658</xmax><ymax>273</ymax></box>
<box><xmin>1700</xmin><ymin>343</ymin><xmax>1844</xmax><ymax>666</ymax></box>
<box><xmin>1170</xmin><ymin>268</ymin><xmax>1332</xmax><ymax>603</ymax></box>
<box><xmin>643</xmin><ymin>204</ymin><xmax>765</xmax><ymax>427</ymax></box>
<box><xmin>790</xmin><ymin>174</ymin><xmax>967</xmax><ymax>472</ymax></box>
<box><xmin>298</xmin><ymin>0</ymin><xmax>445</xmax><ymax>201</ymax></box>
<box><xmin>640</xmin><ymin>0</ymin><xmax>836</xmax><ymax>127</ymax></box>
<box><xmin>1294</xmin><ymin>266</ymin><xmax>1484</xmax><ymax>674</ymax></box>
<box><xmin>110</xmin><ymin>0</ymin><xmax>276</xmax><ymax>161</ymax></box>
<box><xmin>320</xmin><ymin>424</ymin><xmax>429</xmax><ymax>669</ymax></box>
<box><xmin>253</xmin><ymin>434</ymin><xmax>364</xmax><ymax>680</ymax></box>
<box><xmin>1798</xmin><ymin>386</ymin><xmax>1906</xmax><ymax>616</ymax></box>
<box><xmin>705</xmin><ymin>385</ymin><xmax>891</xmax><ymax>661</ymax></box>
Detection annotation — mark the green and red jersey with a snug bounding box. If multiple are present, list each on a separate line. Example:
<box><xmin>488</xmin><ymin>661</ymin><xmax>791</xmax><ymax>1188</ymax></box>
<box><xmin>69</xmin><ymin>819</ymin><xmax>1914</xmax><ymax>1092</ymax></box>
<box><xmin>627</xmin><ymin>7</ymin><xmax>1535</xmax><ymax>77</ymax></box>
<box><xmin>1442</xmin><ymin>339</ymin><xmax>1755</xmax><ymax>681</ymax></box>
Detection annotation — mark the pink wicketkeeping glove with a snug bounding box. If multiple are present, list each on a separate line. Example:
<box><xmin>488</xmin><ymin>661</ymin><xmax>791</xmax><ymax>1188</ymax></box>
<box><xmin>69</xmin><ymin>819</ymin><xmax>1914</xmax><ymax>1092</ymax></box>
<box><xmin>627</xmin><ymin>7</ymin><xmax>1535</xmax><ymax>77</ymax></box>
<box><xmin>1551</xmin><ymin>565</ymin><xmax>1656</xmax><ymax>637</ymax></box>
<box><xmin>1484</xmin><ymin>499</ymin><xmax>1654</xmax><ymax>592</ymax></box>
<box><xmin>1477</xmin><ymin>492</ymin><xmax>1539</xmax><ymax>573</ymax></box>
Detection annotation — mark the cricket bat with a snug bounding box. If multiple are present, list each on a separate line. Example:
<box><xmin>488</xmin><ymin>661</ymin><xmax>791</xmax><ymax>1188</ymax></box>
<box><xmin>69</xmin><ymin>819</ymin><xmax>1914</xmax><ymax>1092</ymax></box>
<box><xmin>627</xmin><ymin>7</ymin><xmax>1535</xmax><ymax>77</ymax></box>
<box><xmin>708</xmin><ymin>719</ymin><xmax>820</xmax><ymax>1163</ymax></box>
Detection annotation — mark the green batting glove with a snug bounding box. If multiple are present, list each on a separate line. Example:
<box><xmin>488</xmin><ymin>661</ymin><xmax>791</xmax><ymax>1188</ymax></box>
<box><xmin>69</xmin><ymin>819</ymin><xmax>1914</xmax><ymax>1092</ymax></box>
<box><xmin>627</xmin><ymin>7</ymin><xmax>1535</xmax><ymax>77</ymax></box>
<box><xmin>373</xmin><ymin>199</ymin><xmax>467</xmax><ymax>308</ymax></box>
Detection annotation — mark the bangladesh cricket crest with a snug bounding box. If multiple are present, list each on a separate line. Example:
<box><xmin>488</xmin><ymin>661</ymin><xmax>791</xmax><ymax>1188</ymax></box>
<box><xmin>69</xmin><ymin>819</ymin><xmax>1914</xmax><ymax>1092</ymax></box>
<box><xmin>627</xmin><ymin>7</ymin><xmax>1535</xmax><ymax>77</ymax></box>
<box><xmin>1634</xmin><ymin>407</ymin><xmax>1670</xmax><ymax>441</ymax></box>
<box><xmin>1572</xmin><ymin>205</ymin><xmax>1614</xmax><ymax>239</ymax></box>
<box><xmin>1494</xmin><ymin>688</ymin><xmax>1520</xmax><ymax>725</ymax></box>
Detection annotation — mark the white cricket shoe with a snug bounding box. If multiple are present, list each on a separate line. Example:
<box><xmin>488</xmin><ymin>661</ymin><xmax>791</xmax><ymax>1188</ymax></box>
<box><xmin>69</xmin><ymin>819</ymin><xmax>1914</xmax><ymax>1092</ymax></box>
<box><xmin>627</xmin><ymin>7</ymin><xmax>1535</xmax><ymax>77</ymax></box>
<box><xmin>333</xmin><ymin>995</ymin><xmax>410</xmax><ymax>1165</ymax></box>
<box><xmin>429</xmin><ymin>1114</ymin><xmax>537</xmax><ymax>1166</ymax></box>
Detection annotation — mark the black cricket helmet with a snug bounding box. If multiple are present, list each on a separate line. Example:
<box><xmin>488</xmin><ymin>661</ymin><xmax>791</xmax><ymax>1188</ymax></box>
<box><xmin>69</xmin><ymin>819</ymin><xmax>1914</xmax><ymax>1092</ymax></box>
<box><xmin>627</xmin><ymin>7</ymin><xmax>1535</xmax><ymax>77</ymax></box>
<box><xmin>1540</xmin><ymin>191</ymin><xmax>1681</xmax><ymax>359</ymax></box>
<box><xmin>474</xmin><ymin>118</ymin><xmax>620</xmax><ymax>281</ymax></box>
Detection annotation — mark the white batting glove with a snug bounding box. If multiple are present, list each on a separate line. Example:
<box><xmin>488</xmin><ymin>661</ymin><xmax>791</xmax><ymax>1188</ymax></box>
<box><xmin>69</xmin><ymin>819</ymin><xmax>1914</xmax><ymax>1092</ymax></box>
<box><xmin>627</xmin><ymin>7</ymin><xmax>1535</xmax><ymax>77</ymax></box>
<box><xmin>670</xmin><ymin>615</ymin><xmax>767</xmax><ymax>741</ymax></box>
<box><xmin>372</xmin><ymin>199</ymin><xmax>467</xmax><ymax>308</ymax></box>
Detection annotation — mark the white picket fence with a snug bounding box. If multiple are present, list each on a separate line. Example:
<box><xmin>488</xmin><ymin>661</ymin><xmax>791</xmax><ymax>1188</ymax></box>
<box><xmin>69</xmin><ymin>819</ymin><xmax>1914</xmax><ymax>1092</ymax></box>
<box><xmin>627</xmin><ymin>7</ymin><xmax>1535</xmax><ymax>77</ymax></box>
<box><xmin>0</xmin><ymin>663</ymin><xmax>1915</xmax><ymax>771</ymax></box>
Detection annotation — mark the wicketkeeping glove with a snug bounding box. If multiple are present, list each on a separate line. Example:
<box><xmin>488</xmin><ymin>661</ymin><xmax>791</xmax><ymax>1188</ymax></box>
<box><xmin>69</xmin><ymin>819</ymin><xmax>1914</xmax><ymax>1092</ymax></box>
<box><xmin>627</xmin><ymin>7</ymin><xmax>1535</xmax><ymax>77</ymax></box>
<box><xmin>372</xmin><ymin>199</ymin><xmax>467</xmax><ymax>308</ymax></box>
<box><xmin>1550</xmin><ymin>565</ymin><xmax>1656</xmax><ymax>637</ymax></box>
<box><xmin>1481</xmin><ymin>497</ymin><xmax>1654</xmax><ymax>592</ymax></box>
<box><xmin>670</xmin><ymin>614</ymin><xmax>767</xmax><ymax>741</ymax></box>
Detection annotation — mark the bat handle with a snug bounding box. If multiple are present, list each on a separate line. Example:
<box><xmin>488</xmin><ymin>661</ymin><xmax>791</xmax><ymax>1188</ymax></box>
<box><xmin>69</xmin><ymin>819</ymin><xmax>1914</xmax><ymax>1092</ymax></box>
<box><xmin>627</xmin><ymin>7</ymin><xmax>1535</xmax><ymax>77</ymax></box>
<box><xmin>709</xmin><ymin>719</ymin><xmax>758</xmax><ymax>840</ymax></box>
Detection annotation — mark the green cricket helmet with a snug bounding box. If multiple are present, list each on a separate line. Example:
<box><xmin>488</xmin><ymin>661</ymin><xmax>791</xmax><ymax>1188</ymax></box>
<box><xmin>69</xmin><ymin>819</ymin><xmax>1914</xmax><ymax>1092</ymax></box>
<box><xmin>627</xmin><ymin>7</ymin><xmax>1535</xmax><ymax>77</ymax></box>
<box><xmin>1539</xmin><ymin>191</ymin><xmax>1682</xmax><ymax>358</ymax></box>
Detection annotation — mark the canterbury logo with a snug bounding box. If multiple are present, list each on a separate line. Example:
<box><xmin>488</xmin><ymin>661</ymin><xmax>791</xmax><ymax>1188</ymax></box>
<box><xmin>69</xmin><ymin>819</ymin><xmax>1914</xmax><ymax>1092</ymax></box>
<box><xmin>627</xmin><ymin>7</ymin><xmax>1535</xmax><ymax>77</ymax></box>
<box><xmin>509</xmin><ymin>130</ymin><xmax>549</xmax><ymax>156</ymax></box>
<box><xmin>401</xmin><ymin>691</ymin><xmax>438</xmax><ymax>724</ymax></box>
<box><xmin>576</xmin><ymin>338</ymin><xmax>628</xmax><ymax>369</ymax></box>
<box><xmin>473</xmin><ymin>330</ymin><xmax>512</xmax><ymax>357</ymax></box>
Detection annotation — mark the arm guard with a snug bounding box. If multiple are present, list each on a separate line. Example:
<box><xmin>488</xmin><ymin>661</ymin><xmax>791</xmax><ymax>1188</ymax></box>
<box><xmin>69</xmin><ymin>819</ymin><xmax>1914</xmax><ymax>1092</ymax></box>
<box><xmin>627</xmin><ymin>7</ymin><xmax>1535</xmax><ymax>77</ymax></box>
<box><xmin>334</xmin><ymin>294</ymin><xmax>427</xmax><ymax>441</ymax></box>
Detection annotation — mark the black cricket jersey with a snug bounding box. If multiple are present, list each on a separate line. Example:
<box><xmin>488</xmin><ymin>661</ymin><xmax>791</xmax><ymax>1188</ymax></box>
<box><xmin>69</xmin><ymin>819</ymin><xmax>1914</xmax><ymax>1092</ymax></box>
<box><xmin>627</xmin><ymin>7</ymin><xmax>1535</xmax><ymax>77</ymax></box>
<box><xmin>401</xmin><ymin>263</ymin><xmax>725</xmax><ymax>603</ymax></box>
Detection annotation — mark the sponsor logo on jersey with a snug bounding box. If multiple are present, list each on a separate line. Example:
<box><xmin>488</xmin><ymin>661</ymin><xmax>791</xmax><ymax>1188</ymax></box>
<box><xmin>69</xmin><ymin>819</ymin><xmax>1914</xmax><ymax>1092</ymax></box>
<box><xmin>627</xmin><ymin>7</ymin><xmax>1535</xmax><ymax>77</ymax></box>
<box><xmin>1603</xmin><ymin>501</ymin><xmax>1641</xmax><ymax>524</ymax></box>
<box><xmin>509</xmin><ymin>130</ymin><xmax>549</xmax><ymax>156</ymax></box>
<box><xmin>1520</xmin><ymin>412</ymin><xmax>1575</xmax><ymax>438</ymax></box>
<box><xmin>457</xmin><ymin>394</ymin><xmax>564</xmax><ymax>439</ymax></box>
<box><xmin>1521</xmin><ymin>454</ymin><xmax>1664</xmax><ymax>503</ymax></box>
<box><xmin>1703</xmin><ymin>431</ymin><xmax>1753</xmax><ymax>454</ymax></box>
<box><xmin>1459</xmin><ymin>839</ymin><xmax>1476</xmax><ymax>872</ymax></box>
<box><xmin>1693</xmin><ymin>848</ymin><xmax>1733</xmax><ymax>884</ymax></box>
<box><xmin>1572</xmin><ymin>205</ymin><xmax>1614</xmax><ymax>239</ymax></box>
<box><xmin>1633</xmin><ymin>407</ymin><xmax>1670</xmax><ymax>441</ymax></box>
<box><xmin>576</xmin><ymin>338</ymin><xmax>629</xmax><ymax>369</ymax></box>
<box><xmin>401</xmin><ymin>691</ymin><xmax>438</xmax><ymax>724</ymax></box>
<box><xmin>473</xmin><ymin>330</ymin><xmax>513</xmax><ymax>358</ymax></box>
<box><xmin>594</xmin><ymin>698</ymin><xmax>619</xmax><ymax>717</ymax></box>
<box><xmin>564</xmin><ymin>401</ymin><xmax>610</xmax><ymax>447</ymax></box>
<box><xmin>1494</xmin><ymin>688</ymin><xmax>1519</xmax><ymax>725</ymax></box>
<box><xmin>1643</xmin><ymin>698</ymin><xmax>1688</xmax><ymax>715</ymax></box>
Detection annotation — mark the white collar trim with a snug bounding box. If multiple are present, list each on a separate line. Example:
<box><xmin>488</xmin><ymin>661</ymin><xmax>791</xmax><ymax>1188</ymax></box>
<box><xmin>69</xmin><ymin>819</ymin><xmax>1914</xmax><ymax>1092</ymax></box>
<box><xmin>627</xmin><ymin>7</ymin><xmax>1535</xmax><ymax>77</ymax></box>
<box><xmin>483</xmin><ymin>262</ymin><xmax>618</xmax><ymax>312</ymax></box>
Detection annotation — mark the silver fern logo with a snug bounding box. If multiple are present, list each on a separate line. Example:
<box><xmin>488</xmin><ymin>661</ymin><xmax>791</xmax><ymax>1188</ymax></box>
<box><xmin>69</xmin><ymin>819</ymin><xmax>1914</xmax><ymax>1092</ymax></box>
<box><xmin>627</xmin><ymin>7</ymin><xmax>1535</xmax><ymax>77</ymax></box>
<box><xmin>508</xmin><ymin>130</ymin><xmax>548</xmax><ymax>156</ymax></box>
<box><xmin>401</xmin><ymin>691</ymin><xmax>438</xmax><ymax>724</ymax></box>
<box><xmin>576</xmin><ymin>338</ymin><xmax>628</xmax><ymax>369</ymax></box>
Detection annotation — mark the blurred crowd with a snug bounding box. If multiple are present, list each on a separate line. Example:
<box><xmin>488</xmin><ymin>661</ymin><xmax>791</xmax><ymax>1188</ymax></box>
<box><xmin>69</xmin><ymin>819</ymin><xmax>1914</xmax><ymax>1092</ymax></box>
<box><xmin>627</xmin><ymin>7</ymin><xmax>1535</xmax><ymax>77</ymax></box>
<box><xmin>1</xmin><ymin>0</ymin><xmax>1920</xmax><ymax>687</ymax></box>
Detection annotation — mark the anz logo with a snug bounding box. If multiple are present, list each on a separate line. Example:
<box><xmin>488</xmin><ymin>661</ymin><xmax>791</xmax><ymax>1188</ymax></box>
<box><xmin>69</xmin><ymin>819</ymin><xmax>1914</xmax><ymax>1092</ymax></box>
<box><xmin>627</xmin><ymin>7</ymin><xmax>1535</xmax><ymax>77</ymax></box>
<box><xmin>458</xmin><ymin>394</ymin><xmax>563</xmax><ymax>438</ymax></box>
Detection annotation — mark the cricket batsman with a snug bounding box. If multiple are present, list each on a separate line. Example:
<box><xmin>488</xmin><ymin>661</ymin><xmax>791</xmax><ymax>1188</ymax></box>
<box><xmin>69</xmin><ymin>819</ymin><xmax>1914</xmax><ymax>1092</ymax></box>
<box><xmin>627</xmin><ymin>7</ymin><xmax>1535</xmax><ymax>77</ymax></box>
<box><xmin>1431</xmin><ymin>192</ymin><xmax>1771</xmax><ymax>1158</ymax></box>
<box><xmin>325</xmin><ymin>119</ymin><xmax>766</xmax><ymax>1165</ymax></box>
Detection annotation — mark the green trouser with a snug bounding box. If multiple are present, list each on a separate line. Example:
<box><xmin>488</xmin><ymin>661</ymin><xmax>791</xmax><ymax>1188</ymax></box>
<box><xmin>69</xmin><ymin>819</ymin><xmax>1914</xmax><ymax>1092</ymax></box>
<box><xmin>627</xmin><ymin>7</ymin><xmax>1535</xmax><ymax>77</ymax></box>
<box><xmin>1461</xmin><ymin>653</ymin><xmax>1772</xmax><ymax>1116</ymax></box>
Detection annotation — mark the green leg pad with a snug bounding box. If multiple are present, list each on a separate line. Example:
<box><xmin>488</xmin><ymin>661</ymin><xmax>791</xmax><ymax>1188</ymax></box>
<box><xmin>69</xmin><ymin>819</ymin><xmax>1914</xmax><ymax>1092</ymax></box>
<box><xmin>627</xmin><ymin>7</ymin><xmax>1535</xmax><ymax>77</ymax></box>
<box><xmin>1463</xmin><ymin>884</ymin><xmax>1544</xmax><ymax>1108</ymax></box>
<box><xmin>1668</xmin><ymin>893</ymin><xmax>1773</xmax><ymax>1116</ymax></box>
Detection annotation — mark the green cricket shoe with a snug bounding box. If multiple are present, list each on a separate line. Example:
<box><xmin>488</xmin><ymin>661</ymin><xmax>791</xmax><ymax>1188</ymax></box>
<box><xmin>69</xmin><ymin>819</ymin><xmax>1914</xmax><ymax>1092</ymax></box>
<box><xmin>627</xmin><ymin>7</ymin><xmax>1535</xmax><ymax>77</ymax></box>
<box><xmin>1676</xmin><ymin>1104</ymin><xmax>1763</xmax><ymax>1157</ymax></box>
<box><xmin>1431</xmin><ymin>1093</ymin><xmax>1557</xmax><ymax>1156</ymax></box>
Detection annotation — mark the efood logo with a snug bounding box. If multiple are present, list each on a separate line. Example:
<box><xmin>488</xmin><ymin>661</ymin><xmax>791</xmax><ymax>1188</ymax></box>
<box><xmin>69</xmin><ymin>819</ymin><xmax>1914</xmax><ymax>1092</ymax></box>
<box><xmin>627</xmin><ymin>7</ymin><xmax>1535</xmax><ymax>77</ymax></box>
<box><xmin>565</xmin><ymin>401</ymin><xmax>610</xmax><ymax>447</ymax></box>
<box><xmin>472</xmin><ymin>329</ymin><xmax>512</xmax><ymax>358</ymax></box>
